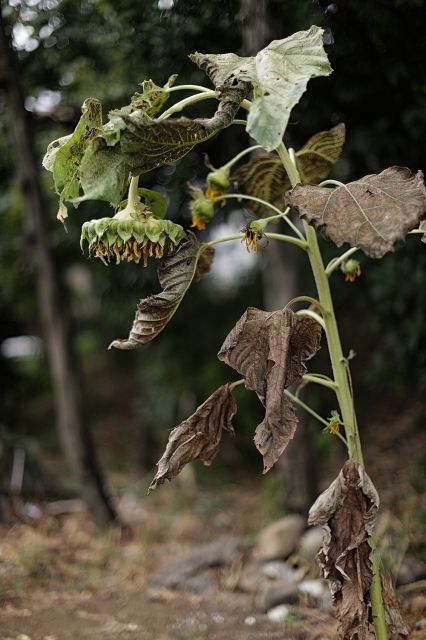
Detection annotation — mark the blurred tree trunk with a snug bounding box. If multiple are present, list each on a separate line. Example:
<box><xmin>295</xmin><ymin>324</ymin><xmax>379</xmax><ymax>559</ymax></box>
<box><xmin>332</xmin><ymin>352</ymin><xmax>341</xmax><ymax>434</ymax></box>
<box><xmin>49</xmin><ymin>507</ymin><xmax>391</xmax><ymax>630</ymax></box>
<box><xmin>0</xmin><ymin>15</ymin><xmax>116</xmax><ymax>526</ymax></box>
<box><xmin>241</xmin><ymin>0</ymin><xmax>318</xmax><ymax>514</ymax></box>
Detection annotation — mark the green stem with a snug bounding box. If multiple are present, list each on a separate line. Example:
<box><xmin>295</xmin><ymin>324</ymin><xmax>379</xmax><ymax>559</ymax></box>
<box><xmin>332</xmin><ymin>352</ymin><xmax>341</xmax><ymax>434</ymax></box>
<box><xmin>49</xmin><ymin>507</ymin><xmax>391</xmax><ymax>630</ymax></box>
<box><xmin>218</xmin><ymin>193</ymin><xmax>306</xmax><ymax>241</ymax></box>
<box><xmin>318</xmin><ymin>179</ymin><xmax>346</xmax><ymax>188</ymax></box>
<box><xmin>231</xmin><ymin>119</ymin><xmax>248</xmax><ymax>125</ymax></box>
<box><xmin>326</xmin><ymin>246</ymin><xmax>360</xmax><ymax>277</ymax></box>
<box><xmin>370</xmin><ymin>535</ymin><xmax>388</xmax><ymax>640</ymax></box>
<box><xmin>302</xmin><ymin>374</ymin><xmax>338</xmax><ymax>391</ymax></box>
<box><xmin>279</xmin><ymin>141</ymin><xmax>388</xmax><ymax>640</ymax></box>
<box><xmin>229</xmin><ymin>379</ymin><xmax>245</xmax><ymax>391</ymax></box>
<box><xmin>114</xmin><ymin>176</ymin><xmax>140</xmax><ymax>220</ymax></box>
<box><xmin>285</xmin><ymin>295</ymin><xmax>330</xmax><ymax>316</ymax></box>
<box><xmin>167</xmin><ymin>84</ymin><xmax>212</xmax><ymax>93</ymax></box>
<box><xmin>159</xmin><ymin>90</ymin><xmax>218</xmax><ymax>119</ymax></box>
<box><xmin>284</xmin><ymin>389</ymin><xmax>329</xmax><ymax>427</ymax></box>
<box><xmin>222</xmin><ymin>145</ymin><xmax>264</xmax><ymax>171</ymax></box>
<box><xmin>204</xmin><ymin>234</ymin><xmax>244</xmax><ymax>247</ymax></box>
<box><xmin>296</xmin><ymin>309</ymin><xmax>326</xmax><ymax>330</ymax></box>
<box><xmin>260</xmin><ymin>232</ymin><xmax>308</xmax><ymax>250</ymax></box>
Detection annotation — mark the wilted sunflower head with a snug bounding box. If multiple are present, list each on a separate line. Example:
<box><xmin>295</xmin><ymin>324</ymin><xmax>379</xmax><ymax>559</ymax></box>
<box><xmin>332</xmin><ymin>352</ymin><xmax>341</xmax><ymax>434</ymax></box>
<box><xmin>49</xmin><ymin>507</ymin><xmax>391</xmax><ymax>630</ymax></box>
<box><xmin>241</xmin><ymin>219</ymin><xmax>267</xmax><ymax>253</ymax></box>
<box><xmin>81</xmin><ymin>215</ymin><xmax>186</xmax><ymax>266</ymax></box>
<box><xmin>341</xmin><ymin>259</ymin><xmax>361</xmax><ymax>282</ymax></box>
<box><xmin>187</xmin><ymin>183</ymin><xmax>215</xmax><ymax>230</ymax></box>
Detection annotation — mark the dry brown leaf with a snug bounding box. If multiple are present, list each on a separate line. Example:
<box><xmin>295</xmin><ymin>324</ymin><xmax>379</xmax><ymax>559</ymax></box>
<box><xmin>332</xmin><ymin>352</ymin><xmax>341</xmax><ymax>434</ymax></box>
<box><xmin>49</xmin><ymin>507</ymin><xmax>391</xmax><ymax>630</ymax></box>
<box><xmin>287</xmin><ymin>166</ymin><xmax>426</xmax><ymax>259</ymax></box>
<box><xmin>232</xmin><ymin>154</ymin><xmax>291</xmax><ymax>218</ymax></box>
<box><xmin>420</xmin><ymin>219</ymin><xmax>426</xmax><ymax>244</ymax></box>
<box><xmin>231</xmin><ymin>125</ymin><xmax>345</xmax><ymax>218</ymax></box>
<box><xmin>308</xmin><ymin>459</ymin><xmax>380</xmax><ymax>640</ymax></box>
<box><xmin>148</xmin><ymin>384</ymin><xmax>237</xmax><ymax>493</ymax></box>
<box><xmin>217</xmin><ymin>307</ymin><xmax>321</xmax><ymax>472</ymax></box>
<box><xmin>109</xmin><ymin>232</ymin><xmax>214</xmax><ymax>350</ymax></box>
<box><xmin>297</xmin><ymin>123</ymin><xmax>346</xmax><ymax>183</ymax></box>
<box><xmin>380</xmin><ymin>572</ymin><xmax>409</xmax><ymax>639</ymax></box>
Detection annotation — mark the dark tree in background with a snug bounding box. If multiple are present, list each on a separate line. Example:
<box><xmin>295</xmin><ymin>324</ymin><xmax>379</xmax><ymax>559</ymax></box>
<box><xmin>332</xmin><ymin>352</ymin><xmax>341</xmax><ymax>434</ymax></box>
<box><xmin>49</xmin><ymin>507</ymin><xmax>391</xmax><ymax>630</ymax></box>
<box><xmin>1</xmin><ymin>0</ymin><xmax>426</xmax><ymax>518</ymax></box>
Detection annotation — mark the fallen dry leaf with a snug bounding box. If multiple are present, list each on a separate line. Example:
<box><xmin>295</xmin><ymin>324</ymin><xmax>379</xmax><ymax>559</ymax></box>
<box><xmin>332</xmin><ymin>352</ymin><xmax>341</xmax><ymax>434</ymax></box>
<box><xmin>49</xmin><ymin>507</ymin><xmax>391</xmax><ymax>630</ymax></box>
<box><xmin>218</xmin><ymin>307</ymin><xmax>321</xmax><ymax>472</ymax></box>
<box><xmin>308</xmin><ymin>459</ymin><xmax>380</xmax><ymax>640</ymax></box>
<box><xmin>287</xmin><ymin>166</ymin><xmax>426</xmax><ymax>259</ymax></box>
<box><xmin>148</xmin><ymin>384</ymin><xmax>236</xmax><ymax>493</ymax></box>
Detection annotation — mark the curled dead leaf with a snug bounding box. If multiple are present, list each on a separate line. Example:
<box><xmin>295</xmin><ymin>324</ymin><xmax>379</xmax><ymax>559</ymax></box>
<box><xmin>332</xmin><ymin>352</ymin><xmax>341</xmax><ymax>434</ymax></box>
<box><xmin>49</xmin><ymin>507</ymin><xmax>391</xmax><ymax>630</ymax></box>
<box><xmin>218</xmin><ymin>307</ymin><xmax>321</xmax><ymax>472</ymax></box>
<box><xmin>308</xmin><ymin>459</ymin><xmax>380</xmax><ymax>640</ymax></box>
<box><xmin>287</xmin><ymin>167</ymin><xmax>426</xmax><ymax>259</ymax></box>
<box><xmin>380</xmin><ymin>573</ymin><xmax>409</xmax><ymax>639</ymax></box>
<box><xmin>148</xmin><ymin>384</ymin><xmax>237</xmax><ymax>493</ymax></box>
<box><xmin>420</xmin><ymin>219</ymin><xmax>426</xmax><ymax>244</ymax></box>
<box><xmin>231</xmin><ymin>124</ymin><xmax>345</xmax><ymax>218</ymax></box>
<box><xmin>109</xmin><ymin>232</ymin><xmax>214</xmax><ymax>350</ymax></box>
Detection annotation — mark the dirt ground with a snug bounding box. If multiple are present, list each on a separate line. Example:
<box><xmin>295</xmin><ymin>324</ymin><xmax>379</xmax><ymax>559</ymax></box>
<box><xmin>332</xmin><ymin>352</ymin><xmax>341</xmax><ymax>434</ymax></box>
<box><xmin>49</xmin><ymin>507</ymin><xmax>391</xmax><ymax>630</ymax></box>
<box><xmin>1</xmin><ymin>400</ymin><xmax>426</xmax><ymax>640</ymax></box>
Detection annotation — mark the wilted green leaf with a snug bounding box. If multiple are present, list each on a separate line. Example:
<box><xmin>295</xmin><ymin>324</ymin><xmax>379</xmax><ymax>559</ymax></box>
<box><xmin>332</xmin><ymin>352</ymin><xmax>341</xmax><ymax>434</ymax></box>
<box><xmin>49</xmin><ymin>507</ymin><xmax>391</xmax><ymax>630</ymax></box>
<box><xmin>232</xmin><ymin>125</ymin><xmax>345</xmax><ymax>217</ymax></box>
<box><xmin>109</xmin><ymin>75</ymin><xmax>177</xmax><ymax>121</ymax></box>
<box><xmin>287</xmin><ymin>166</ymin><xmax>426</xmax><ymax>259</ymax></box>
<box><xmin>191</xmin><ymin>26</ymin><xmax>332</xmax><ymax>151</ymax></box>
<box><xmin>218</xmin><ymin>307</ymin><xmax>321</xmax><ymax>472</ymax></box>
<box><xmin>78</xmin><ymin>115</ymin><xmax>219</xmax><ymax>206</ymax></box>
<box><xmin>109</xmin><ymin>232</ymin><xmax>214</xmax><ymax>350</ymax></box>
<box><xmin>148</xmin><ymin>384</ymin><xmax>236</xmax><ymax>493</ymax></box>
<box><xmin>42</xmin><ymin>98</ymin><xmax>103</xmax><ymax>208</ymax></box>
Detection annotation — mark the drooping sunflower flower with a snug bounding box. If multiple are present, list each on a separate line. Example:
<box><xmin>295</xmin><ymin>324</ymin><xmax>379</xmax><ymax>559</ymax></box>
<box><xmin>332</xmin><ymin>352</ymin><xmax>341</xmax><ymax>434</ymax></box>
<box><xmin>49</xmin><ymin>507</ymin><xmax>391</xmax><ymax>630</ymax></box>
<box><xmin>205</xmin><ymin>168</ymin><xmax>231</xmax><ymax>207</ymax></box>
<box><xmin>341</xmin><ymin>259</ymin><xmax>362</xmax><ymax>282</ymax></box>
<box><xmin>187</xmin><ymin>183</ymin><xmax>215</xmax><ymax>230</ymax></box>
<box><xmin>81</xmin><ymin>215</ymin><xmax>186</xmax><ymax>266</ymax></box>
<box><xmin>241</xmin><ymin>219</ymin><xmax>267</xmax><ymax>253</ymax></box>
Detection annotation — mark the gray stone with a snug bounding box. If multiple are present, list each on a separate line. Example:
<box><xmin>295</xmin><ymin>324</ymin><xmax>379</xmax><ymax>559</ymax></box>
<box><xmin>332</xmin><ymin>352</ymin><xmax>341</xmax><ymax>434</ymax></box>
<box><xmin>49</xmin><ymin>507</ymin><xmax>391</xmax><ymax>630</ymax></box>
<box><xmin>256</xmin><ymin>580</ymin><xmax>300</xmax><ymax>612</ymax></box>
<box><xmin>147</xmin><ymin>536</ymin><xmax>246</xmax><ymax>591</ymax></box>
<box><xmin>396</xmin><ymin>556</ymin><xmax>426</xmax><ymax>586</ymax></box>
<box><xmin>298</xmin><ymin>525</ymin><xmax>323</xmax><ymax>561</ymax></box>
<box><xmin>255</xmin><ymin>514</ymin><xmax>306</xmax><ymax>560</ymax></box>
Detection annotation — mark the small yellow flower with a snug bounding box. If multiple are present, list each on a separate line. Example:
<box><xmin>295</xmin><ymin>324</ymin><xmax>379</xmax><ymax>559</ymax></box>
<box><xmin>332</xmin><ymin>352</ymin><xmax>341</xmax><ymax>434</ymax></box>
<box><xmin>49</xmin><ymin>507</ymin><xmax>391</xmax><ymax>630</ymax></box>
<box><xmin>341</xmin><ymin>259</ymin><xmax>362</xmax><ymax>282</ymax></box>
<box><xmin>205</xmin><ymin>187</ymin><xmax>226</xmax><ymax>207</ymax></box>
<box><xmin>241</xmin><ymin>229</ymin><xmax>259</xmax><ymax>253</ymax></box>
<box><xmin>190</xmin><ymin>214</ymin><xmax>206</xmax><ymax>230</ymax></box>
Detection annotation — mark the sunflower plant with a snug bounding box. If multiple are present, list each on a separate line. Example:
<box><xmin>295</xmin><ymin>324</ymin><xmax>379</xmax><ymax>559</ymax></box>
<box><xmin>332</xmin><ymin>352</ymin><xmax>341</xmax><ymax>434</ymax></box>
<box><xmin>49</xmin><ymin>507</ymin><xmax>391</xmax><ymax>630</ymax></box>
<box><xmin>44</xmin><ymin>26</ymin><xmax>426</xmax><ymax>640</ymax></box>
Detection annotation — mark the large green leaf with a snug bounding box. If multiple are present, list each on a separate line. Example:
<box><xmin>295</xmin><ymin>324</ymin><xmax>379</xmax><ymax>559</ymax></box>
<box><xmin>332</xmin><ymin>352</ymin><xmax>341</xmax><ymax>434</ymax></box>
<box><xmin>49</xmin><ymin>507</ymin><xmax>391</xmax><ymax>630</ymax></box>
<box><xmin>108</xmin><ymin>232</ymin><xmax>215</xmax><ymax>350</ymax></box>
<box><xmin>287</xmin><ymin>166</ymin><xmax>426</xmax><ymax>259</ymax></box>
<box><xmin>42</xmin><ymin>98</ymin><xmax>103</xmax><ymax>223</ymax></box>
<box><xmin>190</xmin><ymin>26</ymin><xmax>332</xmax><ymax>151</ymax></box>
<box><xmin>78</xmin><ymin>115</ymin><xmax>219</xmax><ymax>206</ymax></box>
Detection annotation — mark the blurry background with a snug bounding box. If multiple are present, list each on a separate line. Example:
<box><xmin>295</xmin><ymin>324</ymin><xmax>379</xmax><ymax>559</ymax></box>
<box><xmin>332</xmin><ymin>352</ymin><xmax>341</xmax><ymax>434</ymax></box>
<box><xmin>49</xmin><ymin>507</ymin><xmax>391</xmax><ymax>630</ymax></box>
<box><xmin>1</xmin><ymin>0</ymin><xmax>426</xmax><ymax>563</ymax></box>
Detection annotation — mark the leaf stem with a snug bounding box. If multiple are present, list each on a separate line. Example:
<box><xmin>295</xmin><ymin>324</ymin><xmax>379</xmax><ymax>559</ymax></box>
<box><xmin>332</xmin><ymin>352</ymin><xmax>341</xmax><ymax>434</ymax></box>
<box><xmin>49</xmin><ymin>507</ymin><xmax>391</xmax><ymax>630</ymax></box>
<box><xmin>114</xmin><ymin>176</ymin><xmax>140</xmax><ymax>219</ymax></box>
<box><xmin>229</xmin><ymin>379</ymin><xmax>245</xmax><ymax>391</ymax></box>
<box><xmin>260</xmin><ymin>232</ymin><xmax>308</xmax><ymax>250</ymax></box>
<box><xmin>204</xmin><ymin>234</ymin><xmax>244</xmax><ymax>247</ymax></box>
<box><xmin>221</xmin><ymin>145</ymin><xmax>264</xmax><ymax>171</ymax></box>
<box><xmin>318</xmin><ymin>179</ymin><xmax>346</xmax><ymax>188</ymax></box>
<box><xmin>325</xmin><ymin>247</ymin><xmax>359</xmax><ymax>277</ymax></box>
<box><xmin>159</xmin><ymin>90</ymin><xmax>218</xmax><ymax>119</ymax></box>
<box><xmin>296</xmin><ymin>309</ymin><xmax>326</xmax><ymax>330</ymax></box>
<box><xmin>302</xmin><ymin>374</ymin><xmax>338</xmax><ymax>391</ymax></box>
<box><xmin>217</xmin><ymin>193</ymin><xmax>306</xmax><ymax>241</ymax></box>
<box><xmin>231</xmin><ymin>119</ymin><xmax>248</xmax><ymax>125</ymax></box>
<box><xmin>167</xmin><ymin>84</ymin><xmax>212</xmax><ymax>94</ymax></box>
<box><xmin>284</xmin><ymin>389</ymin><xmax>329</xmax><ymax>427</ymax></box>
<box><xmin>285</xmin><ymin>295</ymin><xmax>330</xmax><ymax>316</ymax></box>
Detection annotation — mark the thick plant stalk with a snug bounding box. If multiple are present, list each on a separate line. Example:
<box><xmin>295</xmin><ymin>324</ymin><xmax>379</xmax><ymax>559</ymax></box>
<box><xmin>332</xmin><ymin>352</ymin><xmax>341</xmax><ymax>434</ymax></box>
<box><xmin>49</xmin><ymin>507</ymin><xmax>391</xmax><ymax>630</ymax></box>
<box><xmin>277</xmin><ymin>141</ymin><xmax>388</xmax><ymax>640</ymax></box>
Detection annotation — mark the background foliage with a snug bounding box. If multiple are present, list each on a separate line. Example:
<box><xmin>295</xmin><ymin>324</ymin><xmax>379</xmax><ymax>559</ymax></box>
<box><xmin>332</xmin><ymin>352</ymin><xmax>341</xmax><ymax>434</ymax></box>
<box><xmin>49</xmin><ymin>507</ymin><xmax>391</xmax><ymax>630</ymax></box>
<box><xmin>1</xmin><ymin>0</ymin><xmax>426</xmax><ymax>488</ymax></box>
